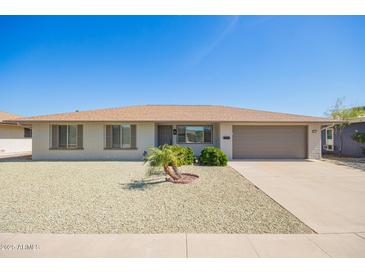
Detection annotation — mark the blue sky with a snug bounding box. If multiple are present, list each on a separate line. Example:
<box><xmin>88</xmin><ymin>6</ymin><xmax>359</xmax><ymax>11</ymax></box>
<box><xmin>0</xmin><ymin>16</ymin><xmax>364</xmax><ymax>117</ymax></box>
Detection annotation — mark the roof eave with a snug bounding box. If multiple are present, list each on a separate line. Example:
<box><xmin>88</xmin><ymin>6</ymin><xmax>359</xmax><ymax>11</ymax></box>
<box><xmin>7</xmin><ymin>119</ymin><xmax>334</xmax><ymax>124</ymax></box>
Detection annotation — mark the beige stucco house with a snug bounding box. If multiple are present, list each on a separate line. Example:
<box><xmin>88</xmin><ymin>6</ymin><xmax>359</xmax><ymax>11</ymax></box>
<box><xmin>0</xmin><ymin>111</ymin><xmax>32</xmax><ymax>157</ymax></box>
<box><xmin>8</xmin><ymin>105</ymin><xmax>331</xmax><ymax>161</ymax></box>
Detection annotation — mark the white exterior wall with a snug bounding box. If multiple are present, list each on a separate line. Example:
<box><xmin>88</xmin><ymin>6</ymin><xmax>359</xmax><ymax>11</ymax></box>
<box><xmin>32</xmin><ymin>122</ymin><xmax>155</xmax><ymax>160</ymax></box>
<box><xmin>0</xmin><ymin>125</ymin><xmax>32</xmax><ymax>156</ymax></box>
<box><xmin>218</xmin><ymin>122</ymin><xmax>323</xmax><ymax>160</ymax></box>
<box><xmin>307</xmin><ymin>123</ymin><xmax>322</xmax><ymax>160</ymax></box>
<box><xmin>31</xmin><ymin>121</ymin><xmax>323</xmax><ymax>161</ymax></box>
<box><xmin>219</xmin><ymin>123</ymin><xmax>233</xmax><ymax>160</ymax></box>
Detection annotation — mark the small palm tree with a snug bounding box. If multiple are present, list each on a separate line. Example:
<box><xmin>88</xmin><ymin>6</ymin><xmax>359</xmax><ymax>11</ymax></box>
<box><xmin>144</xmin><ymin>145</ymin><xmax>181</xmax><ymax>181</ymax></box>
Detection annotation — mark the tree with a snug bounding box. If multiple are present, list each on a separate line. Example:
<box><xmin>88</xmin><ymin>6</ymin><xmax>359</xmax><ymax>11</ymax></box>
<box><xmin>144</xmin><ymin>145</ymin><xmax>199</xmax><ymax>184</ymax></box>
<box><xmin>326</xmin><ymin>98</ymin><xmax>365</xmax><ymax>156</ymax></box>
<box><xmin>144</xmin><ymin>145</ymin><xmax>181</xmax><ymax>181</ymax></box>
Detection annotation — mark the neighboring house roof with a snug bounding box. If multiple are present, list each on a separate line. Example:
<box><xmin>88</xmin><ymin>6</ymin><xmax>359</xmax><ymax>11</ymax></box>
<box><xmin>6</xmin><ymin>105</ymin><xmax>332</xmax><ymax>123</ymax></box>
<box><xmin>0</xmin><ymin>111</ymin><xmax>22</xmax><ymax>124</ymax></box>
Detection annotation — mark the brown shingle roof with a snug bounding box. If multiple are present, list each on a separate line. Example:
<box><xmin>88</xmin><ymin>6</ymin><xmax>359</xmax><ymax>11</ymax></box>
<box><xmin>0</xmin><ymin>111</ymin><xmax>22</xmax><ymax>123</ymax></box>
<box><xmin>7</xmin><ymin>105</ymin><xmax>331</xmax><ymax>123</ymax></box>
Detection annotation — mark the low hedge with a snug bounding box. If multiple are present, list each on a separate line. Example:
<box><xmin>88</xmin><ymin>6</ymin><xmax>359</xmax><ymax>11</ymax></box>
<box><xmin>168</xmin><ymin>145</ymin><xmax>195</xmax><ymax>166</ymax></box>
<box><xmin>198</xmin><ymin>147</ymin><xmax>228</xmax><ymax>166</ymax></box>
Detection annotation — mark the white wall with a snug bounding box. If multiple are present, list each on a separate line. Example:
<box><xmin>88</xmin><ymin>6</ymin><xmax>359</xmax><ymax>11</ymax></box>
<box><xmin>32</xmin><ymin>122</ymin><xmax>155</xmax><ymax>160</ymax></box>
<box><xmin>219</xmin><ymin>122</ymin><xmax>323</xmax><ymax>160</ymax></box>
<box><xmin>307</xmin><ymin>123</ymin><xmax>322</xmax><ymax>160</ymax></box>
<box><xmin>219</xmin><ymin>123</ymin><xmax>233</xmax><ymax>160</ymax></box>
<box><xmin>0</xmin><ymin>125</ymin><xmax>32</xmax><ymax>155</ymax></box>
<box><xmin>31</xmin><ymin>121</ymin><xmax>323</xmax><ymax>161</ymax></box>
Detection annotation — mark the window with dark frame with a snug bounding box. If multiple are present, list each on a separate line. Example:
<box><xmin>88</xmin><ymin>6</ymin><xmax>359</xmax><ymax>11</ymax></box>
<box><xmin>51</xmin><ymin>125</ymin><xmax>83</xmax><ymax>149</ymax></box>
<box><xmin>105</xmin><ymin>124</ymin><xmax>136</xmax><ymax>149</ymax></box>
<box><xmin>24</xmin><ymin>128</ymin><xmax>32</xmax><ymax>138</ymax></box>
<box><xmin>176</xmin><ymin>125</ymin><xmax>213</xmax><ymax>144</ymax></box>
<box><xmin>112</xmin><ymin>125</ymin><xmax>121</xmax><ymax>148</ymax></box>
<box><xmin>122</xmin><ymin>125</ymin><xmax>132</xmax><ymax>148</ymax></box>
<box><xmin>58</xmin><ymin>125</ymin><xmax>68</xmax><ymax>148</ymax></box>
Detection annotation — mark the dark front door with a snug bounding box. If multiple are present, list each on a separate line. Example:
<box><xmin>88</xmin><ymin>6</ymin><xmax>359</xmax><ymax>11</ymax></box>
<box><xmin>158</xmin><ymin>125</ymin><xmax>173</xmax><ymax>146</ymax></box>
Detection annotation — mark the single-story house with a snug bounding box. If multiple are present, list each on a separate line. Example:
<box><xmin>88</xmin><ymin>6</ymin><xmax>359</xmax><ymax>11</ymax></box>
<box><xmin>0</xmin><ymin>111</ymin><xmax>32</xmax><ymax>157</ymax></box>
<box><xmin>322</xmin><ymin>116</ymin><xmax>365</xmax><ymax>157</ymax></box>
<box><xmin>8</xmin><ymin>105</ymin><xmax>331</xmax><ymax>161</ymax></box>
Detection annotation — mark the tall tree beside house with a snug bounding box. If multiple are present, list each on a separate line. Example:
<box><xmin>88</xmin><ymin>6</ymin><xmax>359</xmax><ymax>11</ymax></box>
<box><xmin>326</xmin><ymin>98</ymin><xmax>365</xmax><ymax>157</ymax></box>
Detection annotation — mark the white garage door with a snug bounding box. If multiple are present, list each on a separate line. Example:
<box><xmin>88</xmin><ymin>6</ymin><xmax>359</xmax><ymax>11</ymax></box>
<box><xmin>232</xmin><ymin>126</ymin><xmax>307</xmax><ymax>159</ymax></box>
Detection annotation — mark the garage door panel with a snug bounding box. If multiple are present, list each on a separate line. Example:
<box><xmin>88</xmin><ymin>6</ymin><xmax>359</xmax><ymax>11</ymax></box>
<box><xmin>233</xmin><ymin>126</ymin><xmax>307</xmax><ymax>159</ymax></box>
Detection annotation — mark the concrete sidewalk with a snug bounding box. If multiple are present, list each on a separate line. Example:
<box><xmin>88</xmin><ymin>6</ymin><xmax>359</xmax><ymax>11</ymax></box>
<box><xmin>1</xmin><ymin>233</ymin><xmax>365</xmax><ymax>258</ymax></box>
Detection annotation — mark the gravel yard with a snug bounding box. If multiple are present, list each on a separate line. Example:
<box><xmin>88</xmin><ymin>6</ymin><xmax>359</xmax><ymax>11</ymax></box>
<box><xmin>322</xmin><ymin>155</ymin><xmax>365</xmax><ymax>172</ymax></box>
<box><xmin>0</xmin><ymin>161</ymin><xmax>312</xmax><ymax>234</ymax></box>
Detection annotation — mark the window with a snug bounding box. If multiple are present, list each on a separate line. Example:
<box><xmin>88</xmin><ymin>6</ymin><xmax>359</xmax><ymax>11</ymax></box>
<box><xmin>105</xmin><ymin>124</ymin><xmax>136</xmax><ymax>149</ymax></box>
<box><xmin>176</xmin><ymin>126</ymin><xmax>213</xmax><ymax>144</ymax></box>
<box><xmin>51</xmin><ymin>125</ymin><xmax>83</xmax><ymax>149</ymax></box>
<box><xmin>68</xmin><ymin>125</ymin><xmax>77</xmax><ymax>147</ymax></box>
<box><xmin>122</xmin><ymin>125</ymin><xmax>131</xmax><ymax>148</ymax></box>
<box><xmin>112</xmin><ymin>125</ymin><xmax>121</xmax><ymax>148</ymax></box>
<box><xmin>177</xmin><ymin>126</ymin><xmax>186</xmax><ymax>143</ymax></box>
<box><xmin>24</xmin><ymin>128</ymin><xmax>32</xmax><ymax>138</ymax></box>
<box><xmin>58</xmin><ymin>125</ymin><xmax>68</xmax><ymax>148</ymax></box>
<box><xmin>326</xmin><ymin>129</ymin><xmax>333</xmax><ymax>140</ymax></box>
<box><xmin>324</xmin><ymin>128</ymin><xmax>334</xmax><ymax>151</ymax></box>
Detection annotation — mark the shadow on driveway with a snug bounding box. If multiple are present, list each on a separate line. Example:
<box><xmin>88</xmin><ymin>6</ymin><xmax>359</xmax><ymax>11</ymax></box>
<box><xmin>0</xmin><ymin>155</ymin><xmax>32</xmax><ymax>162</ymax></box>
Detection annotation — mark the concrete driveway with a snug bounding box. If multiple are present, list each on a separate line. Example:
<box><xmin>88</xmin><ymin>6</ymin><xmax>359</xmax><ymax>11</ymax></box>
<box><xmin>229</xmin><ymin>160</ymin><xmax>365</xmax><ymax>234</ymax></box>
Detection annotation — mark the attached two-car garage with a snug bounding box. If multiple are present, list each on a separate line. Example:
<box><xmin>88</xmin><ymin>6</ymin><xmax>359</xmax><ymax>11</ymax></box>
<box><xmin>232</xmin><ymin>126</ymin><xmax>308</xmax><ymax>159</ymax></box>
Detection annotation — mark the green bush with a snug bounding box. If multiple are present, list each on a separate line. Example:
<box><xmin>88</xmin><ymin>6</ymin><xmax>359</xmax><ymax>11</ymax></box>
<box><xmin>169</xmin><ymin>145</ymin><xmax>195</xmax><ymax>166</ymax></box>
<box><xmin>198</xmin><ymin>147</ymin><xmax>228</xmax><ymax>166</ymax></box>
<box><xmin>154</xmin><ymin>145</ymin><xmax>195</xmax><ymax>167</ymax></box>
<box><xmin>352</xmin><ymin>132</ymin><xmax>365</xmax><ymax>144</ymax></box>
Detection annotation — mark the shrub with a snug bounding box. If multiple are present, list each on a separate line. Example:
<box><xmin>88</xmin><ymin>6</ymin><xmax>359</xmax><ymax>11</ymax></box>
<box><xmin>198</xmin><ymin>147</ymin><xmax>228</xmax><ymax>166</ymax></box>
<box><xmin>154</xmin><ymin>145</ymin><xmax>195</xmax><ymax>167</ymax></box>
<box><xmin>352</xmin><ymin>132</ymin><xmax>365</xmax><ymax>144</ymax></box>
<box><xmin>169</xmin><ymin>145</ymin><xmax>195</xmax><ymax>166</ymax></box>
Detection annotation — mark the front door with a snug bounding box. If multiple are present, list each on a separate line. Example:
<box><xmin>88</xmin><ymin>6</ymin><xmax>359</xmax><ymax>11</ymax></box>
<box><xmin>158</xmin><ymin>125</ymin><xmax>173</xmax><ymax>146</ymax></box>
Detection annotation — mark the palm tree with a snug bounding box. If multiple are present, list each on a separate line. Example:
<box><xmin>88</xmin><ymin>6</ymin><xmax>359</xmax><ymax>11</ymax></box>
<box><xmin>144</xmin><ymin>145</ymin><xmax>181</xmax><ymax>181</ymax></box>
